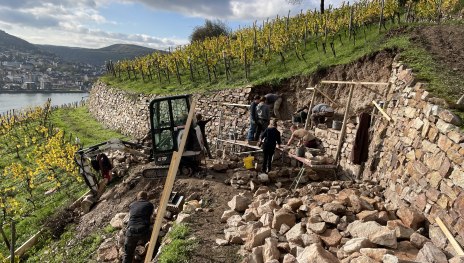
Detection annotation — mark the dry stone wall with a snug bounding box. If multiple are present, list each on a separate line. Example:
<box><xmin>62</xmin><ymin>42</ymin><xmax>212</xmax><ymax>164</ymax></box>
<box><xmin>362</xmin><ymin>63</ymin><xmax>464</xmax><ymax>256</ymax></box>
<box><xmin>88</xmin><ymin>82</ymin><xmax>254</xmax><ymax>142</ymax></box>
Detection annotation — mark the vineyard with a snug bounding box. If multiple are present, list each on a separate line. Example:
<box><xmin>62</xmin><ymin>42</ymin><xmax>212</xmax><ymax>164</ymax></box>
<box><xmin>0</xmin><ymin>101</ymin><xmax>84</xmax><ymax>260</ymax></box>
<box><xmin>105</xmin><ymin>0</ymin><xmax>460</xmax><ymax>94</ymax></box>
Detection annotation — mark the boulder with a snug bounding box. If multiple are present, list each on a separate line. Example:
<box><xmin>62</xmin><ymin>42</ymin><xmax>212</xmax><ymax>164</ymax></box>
<box><xmin>228</xmin><ymin>194</ymin><xmax>252</xmax><ymax>212</ymax></box>
<box><xmin>300</xmin><ymin>231</ymin><xmax>321</xmax><ymax>247</ymax></box>
<box><xmin>258</xmin><ymin>173</ymin><xmax>269</xmax><ymax>183</ymax></box>
<box><xmin>283</xmin><ymin>198</ymin><xmax>303</xmax><ymax>211</ymax></box>
<box><xmin>285</xmin><ymin>223</ymin><xmax>305</xmax><ymax>244</ymax></box>
<box><xmin>246</xmin><ymin>227</ymin><xmax>272</xmax><ymax>250</ymax></box>
<box><xmin>350</xmin><ymin>255</ymin><xmax>377</xmax><ymax>263</ymax></box>
<box><xmin>263</xmin><ymin>237</ymin><xmax>280</xmax><ymax>262</ymax></box>
<box><xmin>449</xmin><ymin>256</ymin><xmax>464</xmax><ymax>263</ymax></box>
<box><xmin>360</xmin><ymin>248</ymin><xmax>393</xmax><ymax>261</ymax></box>
<box><xmin>369</xmin><ymin>227</ymin><xmax>397</xmax><ymax>248</ymax></box>
<box><xmin>396</xmin><ymin>207</ymin><xmax>425</xmax><ymax>230</ymax></box>
<box><xmin>410</xmin><ymin>232</ymin><xmax>430</xmax><ymax>249</ymax></box>
<box><xmin>259</xmin><ymin>212</ymin><xmax>273</xmax><ymax>227</ymax></box>
<box><xmin>110</xmin><ymin>212</ymin><xmax>128</xmax><ymax>229</ymax></box>
<box><xmin>387</xmin><ymin>220</ymin><xmax>414</xmax><ymax>239</ymax></box>
<box><xmin>216</xmin><ymin>238</ymin><xmax>228</xmax><ymax>246</ymax></box>
<box><xmin>272</xmin><ymin>209</ymin><xmax>296</xmax><ymax>230</ymax></box>
<box><xmin>323</xmin><ymin>202</ymin><xmax>346</xmax><ymax>215</ymax></box>
<box><xmin>97</xmin><ymin>239</ymin><xmax>119</xmax><ymax>262</ymax></box>
<box><xmin>283</xmin><ymin>253</ymin><xmax>298</xmax><ymax>263</ymax></box>
<box><xmin>176</xmin><ymin>213</ymin><xmax>191</xmax><ymax>224</ymax></box>
<box><xmin>320</xmin><ymin>211</ymin><xmax>340</xmax><ymax>224</ymax></box>
<box><xmin>319</xmin><ymin>228</ymin><xmax>342</xmax><ymax>247</ymax></box>
<box><xmin>243</xmin><ymin>209</ymin><xmax>260</xmax><ymax>222</ymax></box>
<box><xmin>227</xmin><ymin>215</ymin><xmax>245</xmax><ymax>227</ymax></box>
<box><xmin>356</xmin><ymin>210</ymin><xmax>379</xmax><ymax>222</ymax></box>
<box><xmin>257</xmin><ymin>200</ymin><xmax>280</xmax><ymax>216</ymax></box>
<box><xmin>212</xmin><ymin>163</ymin><xmax>229</xmax><ymax>172</ymax></box>
<box><xmin>296</xmin><ymin>243</ymin><xmax>340</xmax><ymax>263</ymax></box>
<box><xmin>341</xmin><ymin>237</ymin><xmax>373</xmax><ymax>254</ymax></box>
<box><xmin>221</xmin><ymin>209</ymin><xmax>240</xmax><ymax>223</ymax></box>
<box><xmin>415</xmin><ymin>242</ymin><xmax>447</xmax><ymax>263</ymax></box>
<box><xmin>307</xmin><ymin>222</ymin><xmax>327</xmax><ymax>234</ymax></box>
<box><xmin>250</xmin><ymin>246</ymin><xmax>264</xmax><ymax>263</ymax></box>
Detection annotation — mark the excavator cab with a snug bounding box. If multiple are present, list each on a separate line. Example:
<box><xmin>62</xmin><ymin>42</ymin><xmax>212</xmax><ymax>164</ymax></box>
<box><xmin>149</xmin><ymin>94</ymin><xmax>191</xmax><ymax>166</ymax></box>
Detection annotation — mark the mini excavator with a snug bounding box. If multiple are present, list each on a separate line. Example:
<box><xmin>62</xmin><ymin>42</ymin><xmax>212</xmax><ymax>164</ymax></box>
<box><xmin>74</xmin><ymin>94</ymin><xmax>196</xmax><ymax>209</ymax></box>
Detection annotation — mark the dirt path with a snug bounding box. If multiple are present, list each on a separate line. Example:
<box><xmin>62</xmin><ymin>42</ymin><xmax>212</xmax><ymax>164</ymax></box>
<box><xmin>172</xmin><ymin>174</ymin><xmax>242</xmax><ymax>263</ymax></box>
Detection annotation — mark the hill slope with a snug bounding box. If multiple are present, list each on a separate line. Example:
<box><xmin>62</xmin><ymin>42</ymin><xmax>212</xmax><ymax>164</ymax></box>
<box><xmin>0</xmin><ymin>30</ymin><xmax>40</xmax><ymax>53</ymax></box>
<box><xmin>37</xmin><ymin>44</ymin><xmax>158</xmax><ymax>66</ymax></box>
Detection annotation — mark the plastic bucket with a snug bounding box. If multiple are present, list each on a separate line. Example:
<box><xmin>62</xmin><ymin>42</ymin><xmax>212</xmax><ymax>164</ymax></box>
<box><xmin>296</xmin><ymin>146</ymin><xmax>306</xmax><ymax>157</ymax></box>
<box><xmin>243</xmin><ymin>156</ymin><xmax>255</xmax><ymax>169</ymax></box>
<box><xmin>332</xmin><ymin>120</ymin><xmax>342</xmax><ymax>130</ymax></box>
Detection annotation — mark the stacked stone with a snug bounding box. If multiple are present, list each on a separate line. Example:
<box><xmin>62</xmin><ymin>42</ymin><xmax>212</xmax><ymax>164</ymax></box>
<box><xmin>218</xmin><ymin>181</ymin><xmax>462</xmax><ymax>263</ymax></box>
<box><xmin>362</xmin><ymin>62</ymin><xmax>464</xmax><ymax>256</ymax></box>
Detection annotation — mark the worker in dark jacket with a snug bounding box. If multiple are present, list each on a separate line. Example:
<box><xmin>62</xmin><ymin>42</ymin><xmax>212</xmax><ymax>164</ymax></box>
<box><xmin>265</xmin><ymin>93</ymin><xmax>283</xmax><ymax>119</ymax></box>
<box><xmin>196</xmin><ymin>113</ymin><xmax>213</xmax><ymax>158</ymax></box>
<box><xmin>258</xmin><ymin>119</ymin><xmax>281</xmax><ymax>173</ymax></box>
<box><xmin>255</xmin><ymin>96</ymin><xmax>270</xmax><ymax>141</ymax></box>
<box><xmin>122</xmin><ymin>191</ymin><xmax>155</xmax><ymax>263</ymax></box>
<box><xmin>247</xmin><ymin>95</ymin><xmax>261</xmax><ymax>143</ymax></box>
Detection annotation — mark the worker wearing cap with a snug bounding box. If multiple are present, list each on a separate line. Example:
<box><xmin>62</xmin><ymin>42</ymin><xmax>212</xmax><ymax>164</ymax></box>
<box><xmin>311</xmin><ymin>103</ymin><xmax>334</xmax><ymax>126</ymax></box>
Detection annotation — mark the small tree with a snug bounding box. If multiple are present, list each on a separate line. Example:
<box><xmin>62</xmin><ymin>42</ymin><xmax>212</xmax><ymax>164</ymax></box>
<box><xmin>190</xmin><ymin>20</ymin><xmax>229</xmax><ymax>42</ymax></box>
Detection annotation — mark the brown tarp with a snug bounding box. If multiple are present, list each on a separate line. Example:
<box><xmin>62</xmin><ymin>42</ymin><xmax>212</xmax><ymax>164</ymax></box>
<box><xmin>351</xmin><ymin>112</ymin><xmax>371</xmax><ymax>164</ymax></box>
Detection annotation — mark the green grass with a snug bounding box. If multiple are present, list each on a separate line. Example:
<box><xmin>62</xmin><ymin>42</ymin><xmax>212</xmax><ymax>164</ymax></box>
<box><xmin>24</xmin><ymin>225</ymin><xmax>103</xmax><ymax>263</ymax></box>
<box><xmin>50</xmin><ymin>106</ymin><xmax>129</xmax><ymax>147</ymax></box>
<box><xmin>157</xmin><ymin>224</ymin><xmax>197</xmax><ymax>263</ymax></box>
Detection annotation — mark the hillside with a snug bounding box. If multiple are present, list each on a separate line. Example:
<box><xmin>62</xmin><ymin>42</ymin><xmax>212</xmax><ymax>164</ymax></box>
<box><xmin>37</xmin><ymin>44</ymin><xmax>159</xmax><ymax>66</ymax></box>
<box><xmin>0</xmin><ymin>30</ymin><xmax>40</xmax><ymax>53</ymax></box>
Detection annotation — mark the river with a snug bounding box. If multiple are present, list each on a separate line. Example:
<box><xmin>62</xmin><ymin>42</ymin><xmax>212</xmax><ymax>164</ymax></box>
<box><xmin>0</xmin><ymin>92</ymin><xmax>89</xmax><ymax>115</ymax></box>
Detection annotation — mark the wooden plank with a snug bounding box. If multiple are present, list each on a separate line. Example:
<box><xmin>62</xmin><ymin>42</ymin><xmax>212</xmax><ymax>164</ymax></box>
<box><xmin>222</xmin><ymin>103</ymin><xmax>250</xmax><ymax>107</ymax></box>
<box><xmin>312</xmin><ymin>87</ymin><xmax>338</xmax><ymax>106</ymax></box>
<box><xmin>320</xmin><ymin>80</ymin><xmax>389</xmax><ymax>86</ymax></box>
<box><xmin>335</xmin><ymin>85</ymin><xmax>354</xmax><ymax>163</ymax></box>
<box><xmin>435</xmin><ymin>217</ymin><xmax>464</xmax><ymax>256</ymax></box>
<box><xmin>6</xmin><ymin>230</ymin><xmax>42</xmax><ymax>260</ymax></box>
<box><xmin>217</xmin><ymin>139</ymin><xmax>262</xmax><ymax>150</ymax></box>
<box><xmin>287</xmin><ymin>153</ymin><xmax>337</xmax><ymax>169</ymax></box>
<box><xmin>372</xmin><ymin>100</ymin><xmax>392</xmax><ymax>122</ymax></box>
<box><xmin>144</xmin><ymin>101</ymin><xmax>197</xmax><ymax>263</ymax></box>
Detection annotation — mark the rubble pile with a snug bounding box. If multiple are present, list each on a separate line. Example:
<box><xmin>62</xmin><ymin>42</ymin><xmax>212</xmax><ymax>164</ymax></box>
<box><xmin>218</xmin><ymin>180</ymin><xmax>463</xmax><ymax>263</ymax></box>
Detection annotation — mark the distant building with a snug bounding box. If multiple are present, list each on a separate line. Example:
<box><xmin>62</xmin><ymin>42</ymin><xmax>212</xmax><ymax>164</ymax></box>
<box><xmin>21</xmin><ymin>81</ymin><xmax>37</xmax><ymax>90</ymax></box>
<box><xmin>40</xmin><ymin>80</ymin><xmax>52</xmax><ymax>90</ymax></box>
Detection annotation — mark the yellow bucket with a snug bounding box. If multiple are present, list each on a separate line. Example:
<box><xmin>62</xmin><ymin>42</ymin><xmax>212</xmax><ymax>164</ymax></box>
<box><xmin>243</xmin><ymin>156</ymin><xmax>255</xmax><ymax>169</ymax></box>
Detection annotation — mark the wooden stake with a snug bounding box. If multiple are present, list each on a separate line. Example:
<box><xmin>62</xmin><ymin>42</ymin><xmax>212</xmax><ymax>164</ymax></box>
<box><xmin>321</xmin><ymin>80</ymin><xmax>389</xmax><ymax>85</ymax></box>
<box><xmin>435</xmin><ymin>217</ymin><xmax>464</xmax><ymax>256</ymax></box>
<box><xmin>335</xmin><ymin>85</ymin><xmax>354</xmax><ymax>163</ymax></box>
<box><xmin>305</xmin><ymin>86</ymin><xmax>317</xmax><ymax>130</ymax></box>
<box><xmin>144</xmin><ymin>101</ymin><xmax>197</xmax><ymax>263</ymax></box>
<box><xmin>307</xmin><ymin>87</ymin><xmax>338</xmax><ymax>106</ymax></box>
<box><xmin>372</xmin><ymin>100</ymin><xmax>392</xmax><ymax>122</ymax></box>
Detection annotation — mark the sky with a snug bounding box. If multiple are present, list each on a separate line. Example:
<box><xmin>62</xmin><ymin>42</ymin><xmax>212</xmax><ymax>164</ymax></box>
<box><xmin>0</xmin><ymin>0</ymin><xmax>342</xmax><ymax>50</ymax></box>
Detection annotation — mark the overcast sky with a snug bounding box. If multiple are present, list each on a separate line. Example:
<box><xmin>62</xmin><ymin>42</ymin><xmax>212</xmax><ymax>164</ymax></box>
<box><xmin>0</xmin><ymin>0</ymin><xmax>342</xmax><ymax>50</ymax></box>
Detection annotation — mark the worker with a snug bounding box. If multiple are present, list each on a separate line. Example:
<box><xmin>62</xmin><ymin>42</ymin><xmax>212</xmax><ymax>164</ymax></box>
<box><xmin>255</xmin><ymin>96</ymin><xmax>270</xmax><ymax>141</ymax></box>
<box><xmin>287</xmin><ymin>125</ymin><xmax>317</xmax><ymax>148</ymax></box>
<box><xmin>122</xmin><ymin>191</ymin><xmax>155</xmax><ymax>263</ymax></box>
<box><xmin>247</xmin><ymin>95</ymin><xmax>261</xmax><ymax>144</ymax></box>
<box><xmin>196</xmin><ymin>113</ymin><xmax>213</xmax><ymax>158</ymax></box>
<box><xmin>90</xmin><ymin>153</ymin><xmax>113</xmax><ymax>197</ymax></box>
<box><xmin>292</xmin><ymin>106</ymin><xmax>309</xmax><ymax>124</ymax></box>
<box><xmin>177</xmin><ymin>123</ymin><xmax>204</xmax><ymax>174</ymax></box>
<box><xmin>311</xmin><ymin>103</ymin><xmax>334</xmax><ymax>126</ymax></box>
<box><xmin>265</xmin><ymin>93</ymin><xmax>283</xmax><ymax>119</ymax></box>
<box><xmin>258</xmin><ymin>119</ymin><xmax>281</xmax><ymax>173</ymax></box>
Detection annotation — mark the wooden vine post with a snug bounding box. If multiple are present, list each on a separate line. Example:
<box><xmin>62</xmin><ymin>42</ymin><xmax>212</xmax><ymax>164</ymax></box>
<box><xmin>10</xmin><ymin>221</ymin><xmax>15</xmax><ymax>263</ymax></box>
<box><xmin>335</xmin><ymin>84</ymin><xmax>354</xmax><ymax>163</ymax></box>
<box><xmin>379</xmin><ymin>0</ymin><xmax>385</xmax><ymax>33</ymax></box>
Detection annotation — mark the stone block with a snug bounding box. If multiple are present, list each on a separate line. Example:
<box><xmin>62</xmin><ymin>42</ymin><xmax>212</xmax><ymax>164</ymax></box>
<box><xmin>438</xmin><ymin>109</ymin><xmax>462</xmax><ymax>125</ymax></box>
<box><xmin>404</xmin><ymin>107</ymin><xmax>416</xmax><ymax>118</ymax></box>
<box><xmin>437</xmin><ymin>134</ymin><xmax>453</xmax><ymax>152</ymax></box>
<box><xmin>450</xmin><ymin>168</ymin><xmax>464</xmax><ymax>189</ymax></box>
<box><xmin>424</xmin><ymin>151</ymin><xmax>446</xmax><ymax>171</ymax></box>
<box><xmin>448</xmin><ymin>130</ymin><xmax>464</xmax><ymax>144</ymax></box>
<box><xmin>427</xmin><ymin>126</ymin><xmax>439</xmax><ymax>142</ymax></box>
<box><xmin>436</xmin><ymin>119</ymin><xmax>455</xmax><ymax>134</ymax></box>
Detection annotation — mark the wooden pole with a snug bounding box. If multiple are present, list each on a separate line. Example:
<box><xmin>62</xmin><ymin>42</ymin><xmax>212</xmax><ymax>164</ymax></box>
<box><xmin>216</xmin><ymin>110</ymin><xmax>223</xmax><ymax>155</ymax></box>
<box><xmin>144</xmin><ymin>101</ymin><xmax>196</xmax><ymax>263</ymax></box>
<box><xmin>335</xmin><ymin>85</ymin><xmax>354</xmax><ymax>164</ymax></box>
<box><xmin>435</xmin><ymin>217</ymin><xmax>464</xmax><ymax>256</ymax></box>
<box><xmin>307</xmin><ymin>87</ymin><xmax>338</xmax><ymax>106</ymax></box>
<box><xmin>372</xmin><ymin>100</ymin><xmax>392</xmax><ymax>122</ymax></box>
<box><xmin>305</xmin><ymin>87</ymin><xmax>317</xmax><ymax>130</ymax></box>
<box><xmin>320</xmin><ymin>80</ymin><xmax>389</xmax><ymax>85</ymax></box>
<box><xmin>10</xmin><ymin>221</ymin><xmax>15</xmax><ymax>263</ymax></box>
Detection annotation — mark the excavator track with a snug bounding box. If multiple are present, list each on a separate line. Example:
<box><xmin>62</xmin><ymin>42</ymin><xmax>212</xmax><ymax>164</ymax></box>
<box><xmin>141</xmin><ymin>166</ymin><xmax>170</xmax><ymax>179</ymax></box>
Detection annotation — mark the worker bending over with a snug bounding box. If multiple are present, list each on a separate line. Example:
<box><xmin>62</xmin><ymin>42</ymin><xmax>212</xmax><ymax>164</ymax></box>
<box><xmin>287</xmin><ymin>125</ymin><xmax>317</xmax><ymax>148</ymax></box>
<box><xmin>311</xmin><ymin>103</ymin><xmax>334</xmax><ymax>126</ymax></box>
<box><xmin>122</xmin><ymin>191</ymin><xmax>155</xmax><ymax>263</ymax></box>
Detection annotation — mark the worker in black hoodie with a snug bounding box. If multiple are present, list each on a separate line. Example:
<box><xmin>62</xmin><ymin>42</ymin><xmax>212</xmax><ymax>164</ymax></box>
<box><xmin>258</xmin><ymin>119</ymin><xmax>281</xmax><ymax>173</ymax></box>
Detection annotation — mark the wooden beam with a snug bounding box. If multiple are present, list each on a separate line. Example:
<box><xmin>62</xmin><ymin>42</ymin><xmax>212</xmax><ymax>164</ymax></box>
<box><xmin>320</xmin><ymin>80</ymin><xmax>389</xmax><ymax>86</ymax></box>
<box><xmin>6</xmin><ymin>230</ymin><xmax>42</xmax><ymax>260</ymax></box>
<box><xmin>435</xmin><ymin>217</ymin><xmax>464</xmax><ymax>256</ymax></box>
<box><xmin>305</xmin><ymin>86</ymin><xmax>317</xmax><ymax>130</ymax></box>
<box><xmin>144</xmin><ymin>100</ymin><xmax>197</xmax><ymax>263</ymax></box>
<box><xmin>372</xmin><ymin>100</ymin><xmax>392</xmax><ymax>122</ymax></box>
<box><xmin>313</xmin><ymin>87</ymin><xmax>338</xmax><ymax>106</ymax></box>
<box><xmin>335</xmin><ymin>85</ymin><xmax>354</xmax><ymax>164</ymax></box>
<box><xmin>222</xmin><ymin>103</ymin><xmax>250</xmax><ymax>107</ymax></box>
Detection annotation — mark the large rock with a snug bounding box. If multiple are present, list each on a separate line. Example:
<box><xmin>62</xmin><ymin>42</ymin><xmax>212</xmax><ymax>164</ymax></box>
<box><xmin>369</xmin><ymin>227</ymin><xmax>397</xmax><ymax>248</ymax></box>
<box><xmin>349</xmin><ymin>195</ymin><xmax>374</xmax><ymax>213</ymax></box>
<box><xmin>212</xmin><ymin>163</ymin><xmax>229</xmax><ymax>172</ymax></box>
<box><xmin>296</xmin><ymin>243</ymin><xmax>340</xmax><ymax>263</ymax></box>
<box><xmin>228</xmin><ymin>194</ymin><xmax>252</xmax><ymax>212</ymax></box>
<box><xmin>110</xmin><ymin>212</ymin><xmax>128</xmax><ymax>229</ymax></box>
<box><xmin>396</xmin><ymin>207</ymin><xmax>425</xmax><ymax>230</ymax></box>
<box><xmin>245</xmin><ymin>227</ymin><xmax>272</xmax><ymax>250</ymax></box>
<box><xmin>250</xmin><ymin>246</ymin><xmax>264</xmax><ymax>263</ymax></box>
<box><xmin>221</xmin><ymin>209</ymin><xmax>240</xmax><ymax>223</ymax></box>
<box><xmin>227</xmin><ymin>215</ymin><xmax>245</xmax><ymax>227</ymax></box>
<box><xmin>263</xmin><ymin>237</ymin><xmax>280</xmax><ymax>263</ymax></box>
<box><xmin>257</xmin><ymin>200</ymin><xmax>280</xmax><ymax>216</ymax></box>
<box><xmin>415</xmin><ymin>242</ymin><xmax>447</xmax><ymax>263</ymax></box>
<box><xmin>341</xmin><ymin>237</ymin><xmax>373</xmax><ymax>254</ymax></box>
<box><xmin>283</xmin><ymin>254</ymin><xmax>298</xmax><ymax>263</ymax></box>
<box><xmin>307</xmin><ymin>222</ymin><xmax>327</xmax><ymax>234</ymax></box>
<box><xmin>356</xmin><ymin>210</ymin><xmax>379</xmax><ymax>222</ymax></box>
<box><xmin>319</xmin><ymin>228</ymin><xmax>342</xmax><ymax>247</ymax></box>
<box><xmin>320</xmin><ymin>211</ymin><xmax>340</xmax><ymax>224</ymax></box>
<box><xmin>360</xmin><ymin>248</ymin><xmax>393</xmax><ymax>261</ymax></box>
<box><xmin>285</xmin><ymin>223</ymin><xmax>305</xmax><ymax>244</ymax></box>
<box><xmin>347</xmin><ymin>220</ymin><xmax>382</xmax><ymax>239</ymax></box>
<box><xmin>387</xmin><ymin>220</ymin><xmax>414</xmax><ymax>239</ymax></box>
<box><xmin>449</xmin><ymin>256</ymin><xmax>464</xmax><ymax>263</ymax></box>
<box><xmin>410</xmin><ymin>232</ymin><xmax>430</xmax><ymax>249</ymax></box>
<box><xmin>283</xmin><ymin>198</ymin><xmax>303</xmax><ymax>211</ymax></box>
<box><xmin>272</xmin><ymin>208</ymin><xmax>296</xmax><ymax>230</ymax></box>
<box><xmin>323</xmin><ymin>202</ymin><xmax>346</xmax><ymax>215</ymax></box>
<box><xmin>259</xmin><ymin>212</ymin><xmax>273</xmax><ymax>227</ymax></box>
<box><xmin>350</xmin><ymin>255</ymin><xmax>377</xmax><ymax>263</ymax></box>
<box><xmin>301</xmin><ymin>231</ymin><xmax>321</xmax><ymax>247</ymax></box>
<box><xmin>97</xmin><ymin>239</ymin><xmax>119</xmax><ymax>262</ymax></box>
